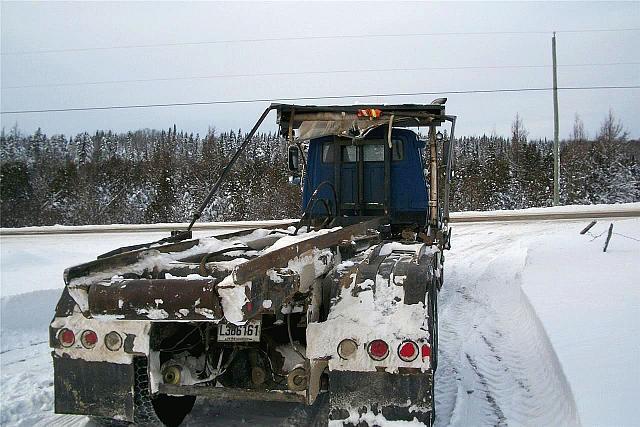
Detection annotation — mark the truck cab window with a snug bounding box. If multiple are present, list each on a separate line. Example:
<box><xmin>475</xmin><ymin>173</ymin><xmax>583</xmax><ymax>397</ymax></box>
<box><xmin>323</xmin><ymin>140</ymin><xmax>403</xmax><ymax>163</ymax></box>
<box><xmin>322</xmin><ymin>143</ymin><xmax>334</xmax><ymax>163</ymax></box>
<box><xmin>322</xmin><ymin>143</ymin><xmax>357</xmax><ymax>163</ymax></box>
<box><xmin>363</xmin><ymin>144</ymin><xmax>384</xmax><ymax>162</ymax></box>
<box><xmin>341</xmin><ymin>146</ymin><xmax>356</xmax><ymax>162</ymax></box>
<box><xmin>362</xmin><ymin>140</ymin><xmax>404</xmax><ymax>162</ymax></box>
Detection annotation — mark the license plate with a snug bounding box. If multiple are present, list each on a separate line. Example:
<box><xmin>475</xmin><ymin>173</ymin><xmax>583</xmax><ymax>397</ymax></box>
<box><xmin>217</xmin><ymin>320</ymin><xmax>261</xmax><ymax>342</ymax></box>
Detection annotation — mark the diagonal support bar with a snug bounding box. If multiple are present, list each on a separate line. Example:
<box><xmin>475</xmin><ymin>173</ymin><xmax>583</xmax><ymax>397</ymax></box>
<box><xmin>188</xmin><ymin>105</ymin><xmax>275</xmax><ymax>230</ymax></box>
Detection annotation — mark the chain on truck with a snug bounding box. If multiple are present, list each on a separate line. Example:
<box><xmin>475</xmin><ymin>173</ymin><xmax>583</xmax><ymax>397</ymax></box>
<box><xmin>49</xmin><ymin>101</ymin><xmax>457</xmax><ymax>426</ymax></box>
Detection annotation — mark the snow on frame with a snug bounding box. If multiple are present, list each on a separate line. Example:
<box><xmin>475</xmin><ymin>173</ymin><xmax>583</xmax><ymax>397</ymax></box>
<box><xmin>306</xmin><ymin>245</ymin><xmax>433</xmax><ymax>374</ymax></box>
<box><xmin>0</xmin><ymin>208</ymin><xmax>639</xmax><ymax>426</ymax></box>
<box><xmin>64</xmin><ymin>226</ymin><xmax>328</xmax><ymax>318</ymax></box>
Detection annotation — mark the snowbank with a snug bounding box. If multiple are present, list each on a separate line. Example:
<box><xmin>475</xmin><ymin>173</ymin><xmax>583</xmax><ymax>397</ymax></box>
<box><xmin>0</xmin><ymin>219</ymin><xmax>294</xmax><ymax>235</ymax></box>
<box><xmin>520</xmin><ymin>219</ymin><xmax>640</xmax><ymax>427</ymax></box>
<box><xmin>451</xmin><ymin>202</ymin><xmax>640</xmax><ymax>221</ymax></box>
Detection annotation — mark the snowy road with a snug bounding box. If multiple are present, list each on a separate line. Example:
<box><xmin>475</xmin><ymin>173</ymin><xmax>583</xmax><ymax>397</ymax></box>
<box><xmin>436</xmin><ymin>222</ymin><xmax>579</xmax><ymax>426</ymax></box>
<box><xmin>1</xmin><ymin>215</ymin><xmax>639</xmax><ymax>426</ymax></box>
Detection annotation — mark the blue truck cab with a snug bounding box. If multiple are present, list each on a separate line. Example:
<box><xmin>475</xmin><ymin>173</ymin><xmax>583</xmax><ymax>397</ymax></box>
<box><xmin>277</xmin><ymin>102</ymin><xmax>455</xmax><ymax>236</ymax></box>
<box><xmin>302</xmin><ymin>126</ymin><xmax>429</xmax><ymax>225</ymax></box>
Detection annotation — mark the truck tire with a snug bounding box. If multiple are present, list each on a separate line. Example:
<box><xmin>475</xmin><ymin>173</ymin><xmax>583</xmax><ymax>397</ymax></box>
<box><xmin>284</xmin><ymin>391</ymin><xmax>329</xmax><ymax>427</ymax></box>
<box><xmin>90</xmin><ymin>417</ymin><xmax>129</xmax><ymax>427</ymax></box>
<box><xmin>134</xmin><ymin>357</ymin><xmax>196</xmax><ymax>427</ymax></box>
<box><xmin>428</xmin><ymin>276</ymin><xmax>439</xmax><ymax>371</ymax></box>
<box><xmin>309</xmin><ymin>392</ymin><xmax>330</xmax><ymax>427</ymax></box>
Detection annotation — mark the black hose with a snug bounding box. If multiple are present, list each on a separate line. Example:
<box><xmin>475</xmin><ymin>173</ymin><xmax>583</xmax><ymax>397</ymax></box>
<box><xmin>294</xmin><ymin>181</ymin><xmax>338</xmax><ymax>235</ymax></box>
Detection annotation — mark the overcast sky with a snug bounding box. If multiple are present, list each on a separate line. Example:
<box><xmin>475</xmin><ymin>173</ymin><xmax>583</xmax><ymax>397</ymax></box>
<box><xmin>1</xmin><ymin>1</ymin><xmax>638</xmax><ymax>140</ymax></box>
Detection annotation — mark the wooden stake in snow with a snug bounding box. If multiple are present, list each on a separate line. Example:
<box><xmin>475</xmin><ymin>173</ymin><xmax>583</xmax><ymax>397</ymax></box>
<box><xmin>580</xmin><ymin>220</ymin><xmax>597</xmax><ymax>235</ymax></box>
<box><xmin>603</xmin><ymin>223</ymin><xmax>614</xmax><ymax>252</ymax></box>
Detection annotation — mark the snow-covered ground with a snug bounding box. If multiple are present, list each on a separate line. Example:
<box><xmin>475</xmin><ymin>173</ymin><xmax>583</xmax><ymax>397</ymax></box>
<box><xmin>1</xmin><ymin>214</ymin><xmax>639</xmax><ymax>426</ymax></box>
<box><xmin>0</xmin><ymin>229</ymin><xmax>239</xmax><ymax>298</ymax></box>
<box><xmin>451</xmin><ymin>201</ymin><xmax>640</xmax><ymax>220</ymax></box>
<box><xmin>436</xmin><ymin>217</ymin><xmax>639</xmax><ymax>427</ymax></box>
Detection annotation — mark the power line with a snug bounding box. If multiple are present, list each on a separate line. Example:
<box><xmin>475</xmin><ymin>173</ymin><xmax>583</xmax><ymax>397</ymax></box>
<box><xmin>3</xmin><ymin>28</ymin><xmax>639</xmax><ymax>56</ymax></box>
<box><xmin>3</xmin><ymin>62</ymin><xmax>639</xmax><ymax>90</ymax></box>
<box><xmin>2</xmin><ymin>85</ymin><xmax>638</xmax><ymax>115</ymax></box>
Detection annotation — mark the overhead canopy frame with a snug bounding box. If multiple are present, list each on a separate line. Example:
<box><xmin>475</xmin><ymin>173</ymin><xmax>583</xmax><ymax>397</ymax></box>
<box><xmin>272</xmin><ymin>103</ymin><xmax>448</xmax><ymax>141</ymax></box>
<box><xmin>184</xmin><ymin>102</ymin><xmax>456</xmax><ymax>234</ymax></box>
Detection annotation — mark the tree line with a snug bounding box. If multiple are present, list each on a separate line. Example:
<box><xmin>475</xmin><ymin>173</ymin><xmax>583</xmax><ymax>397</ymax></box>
<box><xmin>1</xmin><ymin>111</ymin><xmax>638</xmax><ymax>227</ymax></box>
<box><xmin>449</xmin><ymin>111</ymin><xmax>639</xmax><ymax>211</ymax></box>
<box><xmin>0</xmin><ymin>125</ymin><xmax>300</xmax><ymax>227</ymax></box>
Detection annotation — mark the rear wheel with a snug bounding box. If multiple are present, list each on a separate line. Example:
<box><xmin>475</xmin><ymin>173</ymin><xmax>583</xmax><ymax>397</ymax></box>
<box><xmin>428</xmin><ymin>276</ymin><xmax>439</xmax><ymax>371</ymax></box>
<box><xmin>285</xmin><ymin>391</ymin><xmax>329</xmax><ymax>427</ymax></box>
<box><xmin>134</xmin><ymin>357</ymin><xmax>196</xmax><ymax>427</ymax></box>
<box><xmin>90</xmin><ymin>417</ymin><xmax>129</xmax><ymax>427</ymax></box>
<box><xmin>309</xmin><ymin>391</ymin><xmax>330</xmax><ymax>427</ymax></box>
<box><xmin>428</xmin><ymin>276</ymin><xmax>439</xmax><ymax>426</ymax></box>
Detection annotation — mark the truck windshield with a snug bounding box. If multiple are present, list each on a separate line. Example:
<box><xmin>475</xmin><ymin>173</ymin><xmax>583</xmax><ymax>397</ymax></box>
<box><xmin>322</xmin><ymin>140</ymin><xmax>403</xmax><ymax>163</ymax></box>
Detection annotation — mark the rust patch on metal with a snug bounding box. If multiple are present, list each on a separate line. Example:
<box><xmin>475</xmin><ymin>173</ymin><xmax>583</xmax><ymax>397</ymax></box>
<box><xmin>234</xmin><ymin>217</ymin><xmax>386</xmax><ymax>284</ymax></box>
<box><xmin>88</xmin><ymin>279</ymin><xmax>222</xmax><ymax>320</ymax></box>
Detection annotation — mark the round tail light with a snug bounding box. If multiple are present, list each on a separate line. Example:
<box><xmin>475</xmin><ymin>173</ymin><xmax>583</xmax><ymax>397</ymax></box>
<box><xmin>367</xmin><ymin>339</ymin><xmax>389</xmax><ymax>361</ymax></box>
<box><xmin>80</xmin><ymin>330</ymin><xmax>98</xmax><ymax>349</ymax></box>
<box><xmin>337</xmin><ymin>339</ymin><xmax>358</xmax><ymax>359</ymax></box>
<box><xmin>58</xmin><ymin>328</ymin><xmax>75</xmax><ymax>347</ymax></box>
<box><xmin>421</xmin><ymin>343</ymin><xmax>431</xmax><ymax>359</ymax></box>
<box><xmin>398</xmin><ymin>340</ymin><xmax>419</xmax><ymax>362</ymax></box>
<box><xmin>162</xmin><ymin>365</ymin><xmax>182</xmax><ymax>385</ymax></box>
<box><xmin>104</xmin><ymin>331</ymin><xmax>123</xmax><ymax>351</ymax></box>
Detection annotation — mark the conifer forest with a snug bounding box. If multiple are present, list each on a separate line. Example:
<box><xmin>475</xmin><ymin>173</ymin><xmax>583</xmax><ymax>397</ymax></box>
<box><xmin>1</xmin><ymin>112</ymin><xmax>638</xmax><ymax>228</ymax></box>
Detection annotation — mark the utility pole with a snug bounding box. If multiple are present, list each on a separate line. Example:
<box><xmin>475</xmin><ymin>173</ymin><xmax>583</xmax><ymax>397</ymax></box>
<box><xmin>552</xmin><ymin>32</ymin><xmax>560</xmax><ymax>205</ymax></box>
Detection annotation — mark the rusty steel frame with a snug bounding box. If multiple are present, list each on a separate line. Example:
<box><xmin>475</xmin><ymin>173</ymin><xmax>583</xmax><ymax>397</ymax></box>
<box><xmin>65</xmin><ymin>222</ymin><xmax>295</xmax><ymax>285</ymax></box>
<box><xmin>158</xmin><ymin>383</ymin><xmax>306</xmax><ymax>403</ymax></box>
<box><xmin>88</xmin><ymin>279</ymin><xmax>222</xmax><ymax>320</ymax></box>
<box><xmin>233</xmin><ymin>217</ymin><xmax>387</xmax><ymax>284</ymax></box>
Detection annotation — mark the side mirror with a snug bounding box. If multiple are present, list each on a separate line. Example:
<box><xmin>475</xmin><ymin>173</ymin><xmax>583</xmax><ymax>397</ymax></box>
<box><xmin>288</xmin><ymin>146</ymin><xmax>300</xmax><ymax>172</ymax></box>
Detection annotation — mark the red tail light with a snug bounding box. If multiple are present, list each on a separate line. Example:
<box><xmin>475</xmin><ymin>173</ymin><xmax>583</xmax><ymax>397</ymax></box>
<box><xmin>421</xmin><ymin>343</ymin><xmax>431</xmax><ymax>359</ymax></box>
<box><xmin>367</xmin><ymin>339</ymin><xmax>389</xmax><ymax>361</ymax></box>
<box><xmin>58</xmin><ymin>328</ymin><xmax>75</xmax><ymax>347</ymax></box>
<box><xmin>80</xmin><ymin>330</ymin><xmax>98</xmax><ymax>349</ymax></box>
<box><xmin>398</xmin><ymin>341</ymin><xmax>419</xmax><ymax>362</ymax></box>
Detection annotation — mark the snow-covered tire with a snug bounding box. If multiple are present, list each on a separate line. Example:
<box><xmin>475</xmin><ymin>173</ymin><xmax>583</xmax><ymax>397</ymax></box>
<box><xmin>133</xmin><ymin>357</ymin><xmax>196</xmax><ymax>427</ymax></box>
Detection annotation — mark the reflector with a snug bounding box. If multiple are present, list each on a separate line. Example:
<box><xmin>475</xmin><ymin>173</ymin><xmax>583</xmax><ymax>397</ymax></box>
<box><xmin>104</xmin><ymin>331</ymin><xmax>123</xmax><ymax>351</ymax></box>
<box><xmin>59</xmin><ymin>328</ymin><xmax>75</xmax><ymax>347</ymax></box>
<box><xmin>337</xmin><ymin>339</ymin><xmax>358</xmax><ymax>359</ymax></box>
<box><xmin>398</xmin><ymin>341</ymin><xmax>419</xmax><ymax>362</ymax></box>
<box><xmin>367</xmin><ymin>339</ymin><xmax>389</xmax><ymax>361</ymax></box>
<box><xmin>421</xmin><ymin>344</ymin><xmax>431</xmax><ymax>359</ymax></box>
<box><xmin>80</xmin><ymin>330</ymin><xmax>98</xmax><ymax>349</ymax></box>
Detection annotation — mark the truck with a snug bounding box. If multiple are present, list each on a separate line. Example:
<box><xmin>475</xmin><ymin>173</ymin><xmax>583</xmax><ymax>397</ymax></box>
<box><xmin>49</xmin><ymin>101</ymin><xmax>457</xmax><ymax>426</ymax></box>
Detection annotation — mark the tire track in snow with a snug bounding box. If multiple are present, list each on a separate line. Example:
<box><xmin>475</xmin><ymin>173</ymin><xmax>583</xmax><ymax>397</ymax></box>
<box><xmin>435</xmin><ymin>226</ymin><xmax>580</xmax><ymax>426</ymax></box>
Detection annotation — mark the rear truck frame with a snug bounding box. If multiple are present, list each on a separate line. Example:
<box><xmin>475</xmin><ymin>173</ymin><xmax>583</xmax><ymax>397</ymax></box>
<box><xmin>49</xmin><ymin>102</ymin><xmax>456</xmax><ymax>426</ymax></box>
